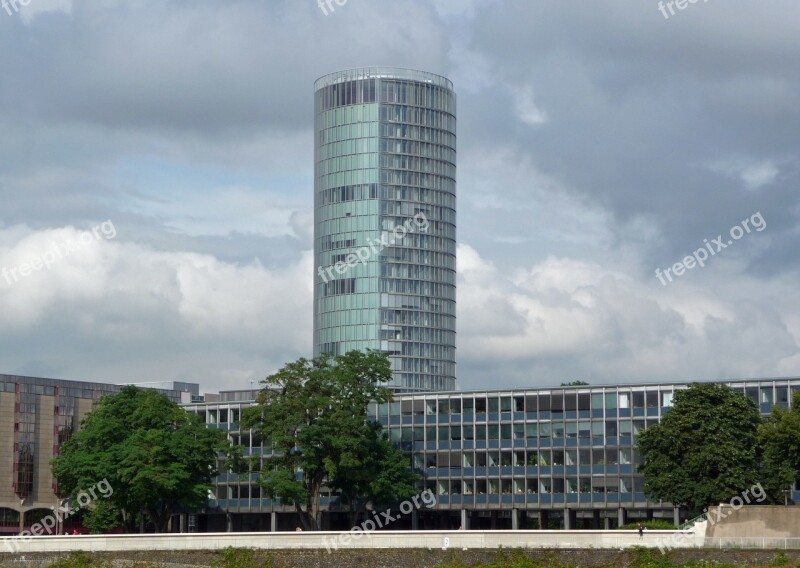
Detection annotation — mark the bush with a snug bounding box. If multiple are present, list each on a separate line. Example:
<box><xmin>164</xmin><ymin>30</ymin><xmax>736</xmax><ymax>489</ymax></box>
<box><xmin>212</xmin><ymin>547</ymin><xmax>272</xmax><ymax>568</ymax></box>
<box><xmin>45</xmin><ymin>552</ymin><xmax>110</xmax><ymax>568</ymax></box>
<box><xmin>627</xmin><ymin>547</ymin><xmax>676</xmax><ymax>568</ymax></box>
<box><xmin>771</xmin><ymin>551</ymin><xmax>790</xmax><ymax>565</ymax></box>
<box><xmin>437</xmin><ymin>550</ymin><xmax>551</xmax><ymax>568</ymax></box>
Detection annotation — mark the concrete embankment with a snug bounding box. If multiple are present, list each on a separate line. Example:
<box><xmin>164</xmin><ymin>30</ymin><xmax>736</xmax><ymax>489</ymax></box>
<box><xmin>2</xmin><ymin>548</ymin><xmax>800</xmax><ymax>568</ymax></box>
<box><xmin>0</xmin><ymin>529</ymin><xmax>693</xmax><ymax>554</ymax></box>
<box><xmin>706</xmin><ymin>505</ymin><xmax>800</xmax><ymax>538</ymax></box>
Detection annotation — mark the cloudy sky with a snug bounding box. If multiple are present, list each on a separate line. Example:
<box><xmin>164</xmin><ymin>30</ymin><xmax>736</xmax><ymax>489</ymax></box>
<box><xmin>1</xmin><ymin>0</ymin><xmax>798</xmax><ymax>393</ymax></box>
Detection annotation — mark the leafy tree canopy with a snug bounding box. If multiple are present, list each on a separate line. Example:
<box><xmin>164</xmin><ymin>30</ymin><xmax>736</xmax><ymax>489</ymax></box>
<box><xmin>636</xmin><ymin>383</ymin><xmax>762</xmax><ymax>515</ymax></box>
<box><xmin>327</xmin><ymin>420</ymin><xmax>418</xmax><ymax>526</ymax></box>
<box><xmin>52</xmin><ymin>386</ymin><xmax>231</xmax><ymax>533</ymax></box>
<box><xmin>759</xmin><ymin>390</ymin><xmax>800</xmax><ymax>501</ymax></box>
<box><xmin>240</xmin><ymin>350</ymin><xmax>415</xmax><ymax>530</ymax></box>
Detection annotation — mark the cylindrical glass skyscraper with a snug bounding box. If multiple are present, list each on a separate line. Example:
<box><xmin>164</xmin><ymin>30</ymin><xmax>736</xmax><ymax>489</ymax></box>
<box><xmin>313</xmin><ymin>67</ymin><xmax>456</xmax><ymax>391</ymax></box>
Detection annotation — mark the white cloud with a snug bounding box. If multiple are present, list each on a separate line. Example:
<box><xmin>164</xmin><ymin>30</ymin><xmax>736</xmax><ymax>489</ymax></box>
<box><xmin>0</xmin><ymin>224</ymin><xmax>312</xmax><ymax>390</ymax></box>
<box><xmin>740</xmin><ymin>161</ymin><xmax>779</xmax><ymax>190</ymax></box>
<box><xmin>16</xmin><ymin>0</ymin><xmax>71</xmax><ymax>24</ymax></box>
<box><xmin>709</xmin><ymin>158</ymin><xmax>780</xmax><ymax>191</ymax></box>
<box><xmin>456</xmin><ymin>245</ymin><xmax>800</xmax><ymax>388</ymax></box>
<box><xmin>513</xmin><ymin>86</ymin><xmax>549</xmax><ymax>126</ymax></box>
<box><xmin>432</xmin><ymin>0</ymin><xmax>498</xmax><ymax>20</ymax></box>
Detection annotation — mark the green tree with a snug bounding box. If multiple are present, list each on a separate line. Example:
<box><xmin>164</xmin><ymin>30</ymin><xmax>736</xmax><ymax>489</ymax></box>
<box><xmin>240</xmin><ymin>350</ymin><xmax>410</xmax><ymax>530</ymax></box>
<box><xmin>636</xmin><ymin>383</ymin><xmax>762</xmax><ymax>516</ymax></box>
<box><xmin>52</xmin><ymin>386</ymin><xmax>231</xmax><ymax>533</ymax></box>
<box><xmin>327</xmin><ymin>420</ymin><xmax>418</xmax><ymax>526</ymax></box>
<box><xmin>759</xmin><ymin>391</ymin><xmax>800</xmax><ymax>502</ymax></box>
<box><xmin>81</xmin><ymin>499</ymin><xmax>123</xmax><ymax>534</ymax></box>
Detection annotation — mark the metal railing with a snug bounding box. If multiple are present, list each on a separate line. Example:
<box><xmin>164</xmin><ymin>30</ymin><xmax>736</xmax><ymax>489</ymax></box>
<box><xmin>704</xmin><ymin>537</ymin><xmax>800</xmax><ymax>549</ymax></box>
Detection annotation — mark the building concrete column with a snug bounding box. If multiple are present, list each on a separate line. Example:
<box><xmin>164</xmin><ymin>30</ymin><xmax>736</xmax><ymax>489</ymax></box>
<box><xmin>512</xmin><ymin>509</ymin><xmax>519</xmax><ymax>530</ymax></box>
<box><xmin>592</xmin><ymin>510</ymin><xmax>601</xmax><ymax>529</ymax></box>
<box><xmin>19</xmin><ymin>510</ymin><xmax>25</xmax><ymax>533</ymax></box>
<box><xmin>179</xmin><ymin>514</ymin><xmax>187</xmax><ymax>533</ymax></box>
<box><xmin>270</xmin><ymin>512</ymin><xmax>277</xmax><ymax>532</ymax></box>
<box><xmin>411</xmin><ymin>509</ymin><xmax>419</xmax><ymax>530</ymax></box>
<box><xmin>226</xmin><ymin>513</ymin><xmax>233</xmax><ymax>532</ymax></box>
<box><xmin>537</xmin><ymin>509</ymin><xmax>548</xmax><ymax>530</ymax></box>
<box><xmin>460</xmin><ymin>509</ymin><xmax>469</xmax><ymax>530</ymax></box>
<box><xmin>564</xmin><ymin>508</ymin><xmax>576</xmax><ymax>530</ymax></box>
<box><xmin>617</xmin><ymin>507</ymin><xmax>627</xmax><ymax>528</ymax></box>
<box><xmin>673</xmin><ymin>507</ymin><xmax>681</xmax><ymax>527</ymax></box>
<box><xmin>604</xmin><ymin>516</ymin><xmax>610</xmax><ymax>530</ymax></box>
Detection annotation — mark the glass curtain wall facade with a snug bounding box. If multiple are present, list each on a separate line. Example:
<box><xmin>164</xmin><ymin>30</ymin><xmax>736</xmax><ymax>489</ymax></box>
<box><xmin>188</xmin><ymin>377</ymin><xmax>800</xmax><ymax>531</ymax></box>
<box><xmin>313</xmin><ymin>67</ymin><xmax>457</xmax><ymax>392</ymax></box>
<box><xmin>370</xmin><ymin>379</ymin><xmax>800</xmax><ymax>523</ymax></box>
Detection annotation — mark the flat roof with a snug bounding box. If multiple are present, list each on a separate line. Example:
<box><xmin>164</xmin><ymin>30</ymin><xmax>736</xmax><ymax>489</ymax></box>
<box><xmin>314</xmin><ymin>66</ymin><xmax>454</xmax><ymax>91</ymax></box>
<box><xmin>183</xmin><ymin>375</ymin><xmax>800</xmax><ymax>405</ymax></box>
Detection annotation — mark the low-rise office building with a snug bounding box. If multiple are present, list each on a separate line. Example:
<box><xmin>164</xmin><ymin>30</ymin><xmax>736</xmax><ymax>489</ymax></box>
<box><xmin>185</xmin><ymin>376</ymin><xmax>800</xmax><ymax>532</ymax></box>
<box><xmin>1</xmin><ymin>373</ymin><xmax>794</xmax><ymax>534</ymax></box>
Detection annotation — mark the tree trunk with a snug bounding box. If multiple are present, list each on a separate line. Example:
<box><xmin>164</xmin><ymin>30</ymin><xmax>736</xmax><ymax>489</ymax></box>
<box><xmin>120</xmin><ymin>509</ymin><xmax>130</xmax><ymax>534</ymax></box>
<box><xmin>294</xmin><ymin>501</ymin><xmax>311</xmax><ymax>531</ymax></box>
<box><xmin>348</xmin><ymin>499</ymin><xmax>367</xmax><ymax>528</ymax></box>
<box><xmin>307</xmin><ymin>497</ymin><xmax>320</xmax><ymax>531</ymax></box>
<box><xmin>304</xmin><ymin>471</ymin><xmax>326</xmax><ymax>531</ymax></box>
<box><xmin>147</xmin><ymin>506</ymin><xmax>171</xmax><ymax>534</ymax></box>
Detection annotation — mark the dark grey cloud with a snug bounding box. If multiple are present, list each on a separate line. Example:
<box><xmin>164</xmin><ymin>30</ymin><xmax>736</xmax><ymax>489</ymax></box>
<box><xmin>455</xmin><ymin>0</ymin><xmax>800</xmax><ymax>273</ymax></box>
<box><xmin>0</xmin><ymin>0</ymin><xmax>798</xmax><ymax>392</ymax></box>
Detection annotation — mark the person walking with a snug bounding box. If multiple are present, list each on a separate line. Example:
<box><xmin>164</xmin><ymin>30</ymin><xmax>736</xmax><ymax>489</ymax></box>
<box><xmin>638</xmin><ymin>523</ymin><xmax>644</xmax><ymax>540</ymax></box>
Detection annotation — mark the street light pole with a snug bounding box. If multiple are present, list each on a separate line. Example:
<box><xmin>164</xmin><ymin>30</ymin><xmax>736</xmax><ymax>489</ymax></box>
<box><xmin>55</xmin><ymin>498</ymin><xmax>68</xmax><ymax>535</ymax></box>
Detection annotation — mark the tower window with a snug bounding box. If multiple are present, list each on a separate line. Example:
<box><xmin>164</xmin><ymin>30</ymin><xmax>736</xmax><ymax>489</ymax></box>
<box><xmin>324</xmin><ymin>278</ymin><xmax>356</xmax><ymax>296</ymax></box>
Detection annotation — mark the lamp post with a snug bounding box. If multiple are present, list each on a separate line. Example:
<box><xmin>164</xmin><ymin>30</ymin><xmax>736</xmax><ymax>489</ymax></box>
<box><xmin>53</xmin><ymin>498</ymin><xmax>68</xmax><ymax>535</ymax></box>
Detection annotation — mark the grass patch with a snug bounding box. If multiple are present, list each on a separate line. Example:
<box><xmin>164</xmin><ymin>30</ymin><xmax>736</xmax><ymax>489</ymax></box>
<box><xmin>434</xmin><ymin>548</ymin><xmax>795</xmax><ymax>568</ymax></box>
<box><xmin>44</xmin><ymin>551</ymin><xmax>111</xmax><ymax>568</ymax></box>
<box><xmin>211</xmin><ymin>547</ymin><xmax>273</xmax><ymax>568</ymax></box>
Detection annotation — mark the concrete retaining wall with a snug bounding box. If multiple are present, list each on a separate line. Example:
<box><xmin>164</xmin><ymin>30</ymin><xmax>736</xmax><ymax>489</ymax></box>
<box><xmin>707</xmin><ymin>506</ymin><xmax>800</xmax><ymax>538</ymax></box>
<box><xmin>1</xmin><ymin>529</ymin><xmax>699</xmax><ymax>554</ymax></box>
